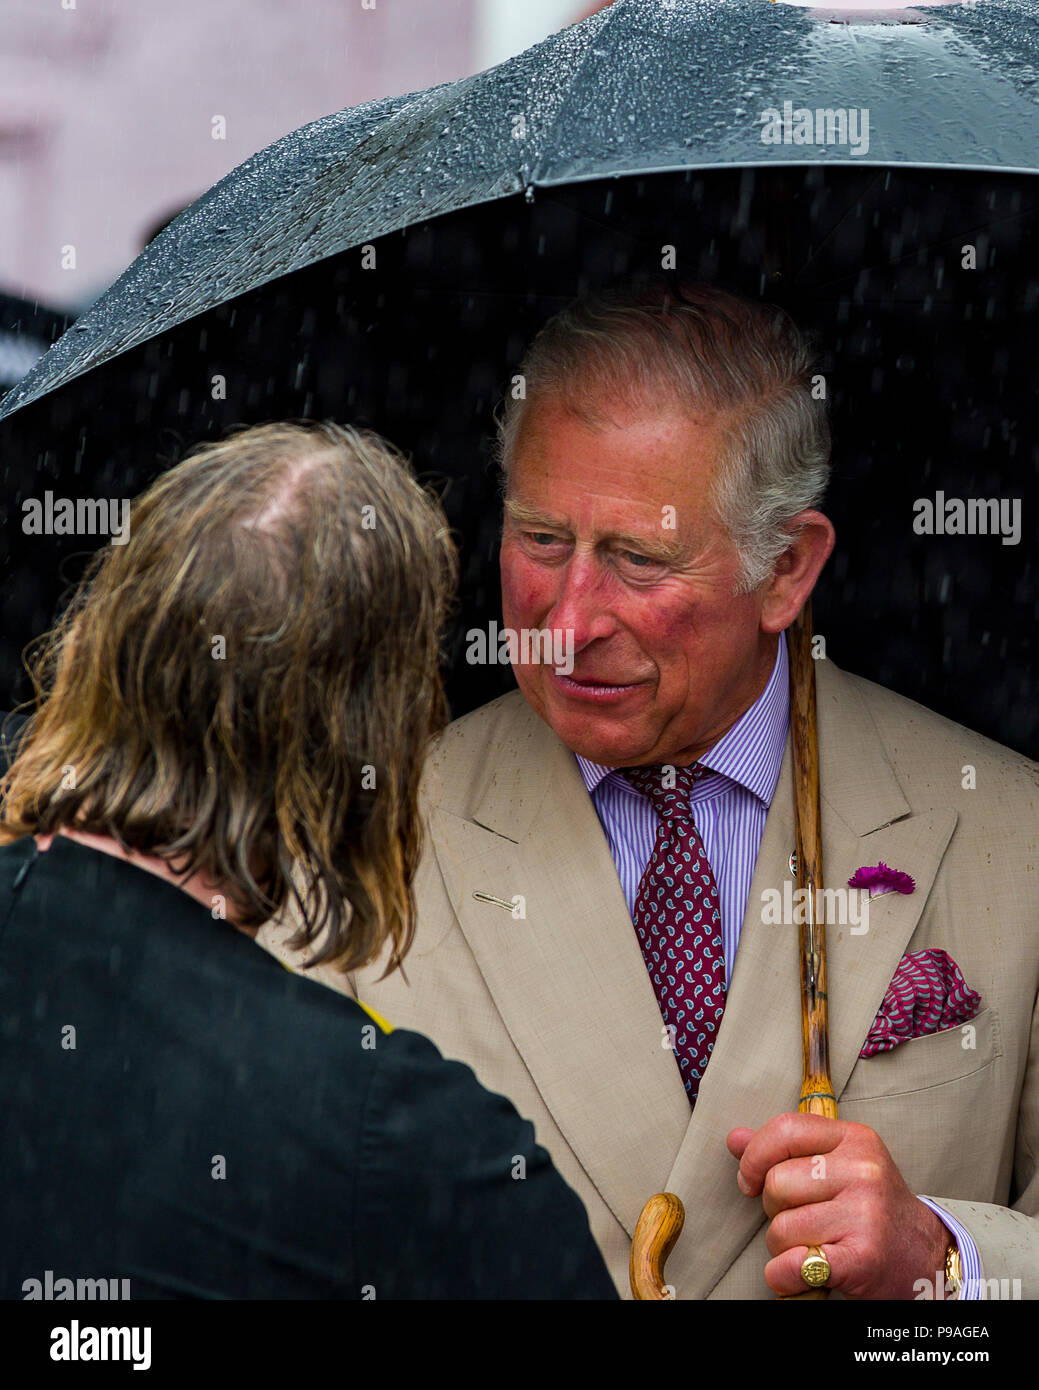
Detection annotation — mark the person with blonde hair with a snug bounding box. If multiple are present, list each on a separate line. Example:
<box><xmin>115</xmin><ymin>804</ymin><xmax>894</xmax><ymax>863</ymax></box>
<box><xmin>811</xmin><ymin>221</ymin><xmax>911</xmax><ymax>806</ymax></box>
<box><xmin>0</xmin><ymin>419</ymin><xmax>615</xmax><ymax>1300</ymax></box>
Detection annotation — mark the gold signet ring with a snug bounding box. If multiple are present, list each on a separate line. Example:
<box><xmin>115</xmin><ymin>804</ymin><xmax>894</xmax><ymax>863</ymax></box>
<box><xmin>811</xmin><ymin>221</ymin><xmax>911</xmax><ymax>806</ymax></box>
<box><xmin>800</xmin><ymin>1245</ymin><xmax>831</xmax><ymax>1287</ymax></box>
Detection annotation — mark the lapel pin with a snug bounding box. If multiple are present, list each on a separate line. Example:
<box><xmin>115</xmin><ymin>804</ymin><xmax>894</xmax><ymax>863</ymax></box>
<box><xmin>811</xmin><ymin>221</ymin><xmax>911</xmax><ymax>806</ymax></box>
<box><xmin>473</xmin><ymin>890</ymin><xmax>525</xmax><ymax>919</ymax></box>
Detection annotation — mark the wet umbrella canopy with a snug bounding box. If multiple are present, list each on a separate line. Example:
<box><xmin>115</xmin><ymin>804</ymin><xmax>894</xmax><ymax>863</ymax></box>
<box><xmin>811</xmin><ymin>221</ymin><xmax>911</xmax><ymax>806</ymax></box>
<box><xmin>1</xmin><ymin>0</ymin><xmax>1036</xmax><ymax>751</ymax></box>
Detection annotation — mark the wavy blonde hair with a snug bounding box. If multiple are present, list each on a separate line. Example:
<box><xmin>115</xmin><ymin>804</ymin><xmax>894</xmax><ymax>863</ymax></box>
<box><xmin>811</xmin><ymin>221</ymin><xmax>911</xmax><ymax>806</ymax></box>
<box><xmin>0</xmin><ymin>420</ymin><xmax>457</xmax><ymax>975</ymax></box>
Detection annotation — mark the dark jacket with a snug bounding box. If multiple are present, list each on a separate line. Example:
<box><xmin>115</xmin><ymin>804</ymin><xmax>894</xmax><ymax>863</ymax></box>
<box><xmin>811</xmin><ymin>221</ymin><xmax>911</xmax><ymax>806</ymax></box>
<box><xmin>0</xmin><ymin>835</ymin><xmax>617</xmax><ymax>1299</ymax></box>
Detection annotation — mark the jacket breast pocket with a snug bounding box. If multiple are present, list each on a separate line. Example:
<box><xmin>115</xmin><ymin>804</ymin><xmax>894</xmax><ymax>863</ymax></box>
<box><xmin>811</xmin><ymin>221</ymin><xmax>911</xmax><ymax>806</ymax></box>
<box><xmin>839</xmin><ymin>1006</ymin><xmax>1001</xmax><ymax>1103</ymax></box>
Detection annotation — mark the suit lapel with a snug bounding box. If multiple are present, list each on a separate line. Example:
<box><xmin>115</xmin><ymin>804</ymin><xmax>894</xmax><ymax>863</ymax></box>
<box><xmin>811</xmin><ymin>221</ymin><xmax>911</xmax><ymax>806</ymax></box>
<box><xmin>429</xmin><ymin>697</ymin><xmax>691</xmax><ymax>1238</ymax></box>
<box><xmin>661</xmin><ymin>658</ymin><xmax>958</xmax><ymax>1297</ymax></box>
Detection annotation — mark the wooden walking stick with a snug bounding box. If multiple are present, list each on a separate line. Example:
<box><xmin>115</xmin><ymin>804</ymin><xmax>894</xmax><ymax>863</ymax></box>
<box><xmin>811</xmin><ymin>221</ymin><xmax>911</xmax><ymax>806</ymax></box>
<box><xmin>629</xmin><ymin>600</ymin><xmax>835</xmax><ymax>1300</ymax></box>
<box><xmin>780</xmin><ymin>596</ymin><xmax>837</xmax><ymax>1301</ymax></box>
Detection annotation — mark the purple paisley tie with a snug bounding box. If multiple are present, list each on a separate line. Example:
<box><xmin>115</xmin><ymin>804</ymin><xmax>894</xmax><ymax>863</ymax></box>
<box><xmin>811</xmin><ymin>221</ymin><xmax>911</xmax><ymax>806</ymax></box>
<box><xmin>621</xmin><ymin>763</ymin><xmax>727</xmax><ymax>1107</ymax></box>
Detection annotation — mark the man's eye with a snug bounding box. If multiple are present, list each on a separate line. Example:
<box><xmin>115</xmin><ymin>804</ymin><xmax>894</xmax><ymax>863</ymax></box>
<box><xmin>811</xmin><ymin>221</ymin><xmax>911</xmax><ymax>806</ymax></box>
<box><xmin>526</xmin><ymin>532</ymin><xmax>560</xmax><ymax>546</ymax></box>
<box><xmin>620</xmin><ymin>549</ymin><xmax>654</xmax><ymax>568</ymax></box>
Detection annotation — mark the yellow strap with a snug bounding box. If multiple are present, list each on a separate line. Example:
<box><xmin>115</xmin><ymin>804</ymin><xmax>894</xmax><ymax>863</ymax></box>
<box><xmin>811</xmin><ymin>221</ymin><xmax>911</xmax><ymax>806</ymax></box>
<box><xmin>271</xmin><ymin>952</ymin><xmax>393</xmax><ymax>1033</ymax></box>
<box><xmin>356</xmin><ymin>998</ymin><xmax>393</xmax><ymax>1034</ymax></box>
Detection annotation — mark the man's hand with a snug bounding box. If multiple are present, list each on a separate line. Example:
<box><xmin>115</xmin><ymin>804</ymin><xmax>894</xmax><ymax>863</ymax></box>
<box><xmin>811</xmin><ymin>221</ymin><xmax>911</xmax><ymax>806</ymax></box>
<box><xmin>727</xmin><ymin>1113</ymin><xmax>950</xmax><ymax>1300</ymax></box>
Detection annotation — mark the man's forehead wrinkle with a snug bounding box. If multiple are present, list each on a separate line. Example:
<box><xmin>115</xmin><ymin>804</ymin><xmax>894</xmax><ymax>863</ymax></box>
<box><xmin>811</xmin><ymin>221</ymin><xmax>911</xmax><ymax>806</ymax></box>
<box><xmin>517</xmin><ymin>391</ymin><xmax>741</xmax><ymax>472</ymax></box>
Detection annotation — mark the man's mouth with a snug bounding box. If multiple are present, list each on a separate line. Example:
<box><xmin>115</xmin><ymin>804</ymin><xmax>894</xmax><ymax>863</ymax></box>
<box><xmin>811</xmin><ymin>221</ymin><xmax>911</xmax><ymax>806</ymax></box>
<box><xmin>553</xmin><ymin>671</ymin><xmax>644</xmax><ymax>699</ymax></box>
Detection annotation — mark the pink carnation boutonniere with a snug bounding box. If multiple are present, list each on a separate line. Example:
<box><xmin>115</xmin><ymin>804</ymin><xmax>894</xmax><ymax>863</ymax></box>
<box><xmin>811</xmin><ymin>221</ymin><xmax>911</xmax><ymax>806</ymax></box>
<box><xmin>847</xmin><ymin>861</ymin><xmax>916</xmax><ymax>898</ymax></box>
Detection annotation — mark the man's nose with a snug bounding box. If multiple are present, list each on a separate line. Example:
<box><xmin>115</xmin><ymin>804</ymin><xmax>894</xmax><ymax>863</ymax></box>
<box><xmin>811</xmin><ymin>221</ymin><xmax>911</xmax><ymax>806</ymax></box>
<box><xmin>544</xmin><ymin>552</ymin><xmax>616</xmax><ymax>649</ymax></box>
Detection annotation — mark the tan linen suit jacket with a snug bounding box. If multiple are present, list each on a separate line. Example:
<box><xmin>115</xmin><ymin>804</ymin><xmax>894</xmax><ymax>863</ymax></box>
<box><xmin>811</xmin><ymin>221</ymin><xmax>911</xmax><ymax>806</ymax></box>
<box><xmin>259</xmin><ymin>656</ymin><xmax>1039</xmax><ymax>1299</ymax></box>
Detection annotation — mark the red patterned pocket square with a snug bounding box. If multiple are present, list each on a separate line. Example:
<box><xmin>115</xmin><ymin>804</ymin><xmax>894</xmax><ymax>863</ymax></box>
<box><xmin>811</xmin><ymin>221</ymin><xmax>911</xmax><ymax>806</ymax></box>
<box><xmin>859</xmin><ymin>949</ymin><xmax>981</xmax><ymax>1058</ymax></box>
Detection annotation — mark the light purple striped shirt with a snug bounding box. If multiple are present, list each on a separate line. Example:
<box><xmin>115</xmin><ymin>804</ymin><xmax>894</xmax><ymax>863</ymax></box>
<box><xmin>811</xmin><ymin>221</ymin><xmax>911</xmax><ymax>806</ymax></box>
<box><xmin>573</xmin><ymin>629</ymin><xmax>981</xmax><ymax>1297</ymax></box>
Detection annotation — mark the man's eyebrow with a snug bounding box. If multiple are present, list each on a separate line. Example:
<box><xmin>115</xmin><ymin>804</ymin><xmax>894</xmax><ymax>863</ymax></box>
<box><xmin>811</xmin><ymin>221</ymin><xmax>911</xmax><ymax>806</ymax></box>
<box><xmin>504</xmin><ymin>499</ymin><xmax>566</xmax><ymax>529</ymax></box>
<box><xmin>503</xmin><ymin>499</ymin><xmax>690</xmax><ymax>564</ymax></box>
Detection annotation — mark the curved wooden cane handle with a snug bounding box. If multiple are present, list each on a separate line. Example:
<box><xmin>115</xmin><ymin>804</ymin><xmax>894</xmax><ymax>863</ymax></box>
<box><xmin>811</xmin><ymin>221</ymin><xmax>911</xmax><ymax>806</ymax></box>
<box><xmin>629</xmin><ymin>1192</ymin><xmax>685</xmax><ymax>1299</ymax></box>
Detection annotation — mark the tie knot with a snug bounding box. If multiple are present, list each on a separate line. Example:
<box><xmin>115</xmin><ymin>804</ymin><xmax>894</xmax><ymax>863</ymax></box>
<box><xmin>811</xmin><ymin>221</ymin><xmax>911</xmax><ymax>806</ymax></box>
<box><xmin>620</xmin><ymin>762</ymin><xmax>708</xmax><ymax>815</ymax></box>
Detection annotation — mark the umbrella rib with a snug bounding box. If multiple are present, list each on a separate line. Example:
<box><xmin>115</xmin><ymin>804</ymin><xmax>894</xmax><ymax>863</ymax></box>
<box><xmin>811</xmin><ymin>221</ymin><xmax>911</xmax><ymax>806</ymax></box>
<box><xmin>804</xmin><ymin>195</ymin><xmax>1039</xmax><ymax>296</ymax></box>
<box><xmin>535</xmin><ymin>186</ymin><xmax>657</xmax><ymax>252</ymax></box>
<box><xmin>527</xmin><ymin>8</ymin><xmax>619</xmax><ymax>189</ymax></box>
<box><xmin>789</xmin><ymin>170</ymin><xmax>891</xmax><ymax>286</ymax></box>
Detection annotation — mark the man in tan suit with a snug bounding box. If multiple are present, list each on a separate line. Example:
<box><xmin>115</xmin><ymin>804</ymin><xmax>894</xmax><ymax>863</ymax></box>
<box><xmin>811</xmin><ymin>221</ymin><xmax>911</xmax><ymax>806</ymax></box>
<box><xmin>262</xmin><ymin>281</ymin><xmax>1039</xmax><ymax>1299</ymax></box>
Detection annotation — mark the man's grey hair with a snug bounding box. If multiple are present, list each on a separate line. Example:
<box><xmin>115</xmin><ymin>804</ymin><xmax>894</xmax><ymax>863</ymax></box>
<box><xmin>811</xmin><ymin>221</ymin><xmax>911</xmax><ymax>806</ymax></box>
<box><xmin>495</xmin><ymin>281</ymin><xmax>831</xmax><ymax>594</ymax></box>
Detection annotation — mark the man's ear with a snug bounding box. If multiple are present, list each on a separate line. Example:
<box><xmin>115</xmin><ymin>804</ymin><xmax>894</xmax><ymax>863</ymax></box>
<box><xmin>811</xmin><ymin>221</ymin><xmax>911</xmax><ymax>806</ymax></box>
<box><xmin>759</xmin><ymin>511</ymin><xmax>836</xmax><ymax>634</ymax></box>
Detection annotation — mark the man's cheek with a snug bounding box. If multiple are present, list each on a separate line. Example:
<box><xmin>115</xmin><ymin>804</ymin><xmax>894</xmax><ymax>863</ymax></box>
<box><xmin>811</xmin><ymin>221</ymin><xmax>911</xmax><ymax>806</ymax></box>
<box><xmin>641</xmin><ymin>596</ymin><xmax>700</xmax><ymax>652</ymax></box>
<box><xmin>501</xmin><ymin>554</ymin><xmax>551</xmax><ymax>625</ymax></box>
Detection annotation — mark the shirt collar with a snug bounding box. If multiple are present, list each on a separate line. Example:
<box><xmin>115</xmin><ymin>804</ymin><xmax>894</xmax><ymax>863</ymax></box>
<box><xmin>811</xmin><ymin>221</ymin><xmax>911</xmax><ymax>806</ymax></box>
<box><xmin>574</xmin><ymin>631</ymin><xmax>789</xmax><ymax>810</ymax></box>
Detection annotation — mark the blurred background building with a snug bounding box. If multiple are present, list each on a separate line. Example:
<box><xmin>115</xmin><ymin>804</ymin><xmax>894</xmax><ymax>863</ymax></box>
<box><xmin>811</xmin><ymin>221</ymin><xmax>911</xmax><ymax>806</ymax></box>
<box><xmin>0</xmin><ymin>0</ymin><xmax>596</xmax><ymax>384</ymax></box>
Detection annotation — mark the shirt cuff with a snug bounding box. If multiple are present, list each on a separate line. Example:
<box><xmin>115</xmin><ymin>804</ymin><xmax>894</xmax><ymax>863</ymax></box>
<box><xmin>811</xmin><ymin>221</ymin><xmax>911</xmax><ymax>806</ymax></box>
<box><xmin>917</xmin><ymin>1195</ymin><xmax>982</xmax><ymax>1299</ymax></box>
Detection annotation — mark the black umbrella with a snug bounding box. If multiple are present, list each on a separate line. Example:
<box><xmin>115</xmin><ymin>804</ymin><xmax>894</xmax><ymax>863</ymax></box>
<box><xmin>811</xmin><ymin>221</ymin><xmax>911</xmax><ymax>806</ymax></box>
<box><xmin>1</xmin><ymin>0</ymin><xmax>1036</xmax><ymax>752</ymax></box>
<box><xmin>0</xmin><ymin>291</ymin><xmax>73</xmax><ymax>393</ymax></box>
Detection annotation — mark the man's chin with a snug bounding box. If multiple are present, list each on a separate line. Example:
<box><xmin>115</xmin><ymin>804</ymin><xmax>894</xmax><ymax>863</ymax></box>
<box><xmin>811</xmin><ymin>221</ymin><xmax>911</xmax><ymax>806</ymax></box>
<box><xmin>533</xmin><ymin>687</ymin><xmax>658</xmax><ymax>766</ymax></box>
